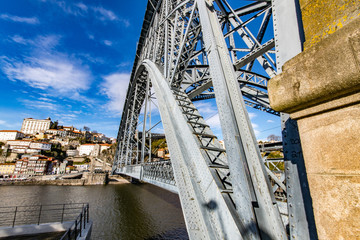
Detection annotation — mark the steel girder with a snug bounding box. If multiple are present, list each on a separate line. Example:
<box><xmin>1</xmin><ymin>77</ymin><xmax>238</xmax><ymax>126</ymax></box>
<box><xmin>113</xmin><ymin>0</ymin><xmax>315</xmax><ymax>239</ymax></box>
<box><xmin>143</xmin><ymin>60</ymin><xmax>245</xmax><ymax>239</ymax></box>
<box><xmin>197</xmin><ymin>1</ymin><xmax>286</xmax><ymax>238</ymax></box>
<box><xmin>272</xmin><ymin>0</ymin><xmax>317</xmax><ymax>239</ymax></box>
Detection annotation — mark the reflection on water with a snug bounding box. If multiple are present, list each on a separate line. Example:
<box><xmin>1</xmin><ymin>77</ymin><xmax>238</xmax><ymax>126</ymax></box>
<box><xmin>0</xmin><ymin>183</ymin><xmax>188</xmax><ymax>240</ymax></box>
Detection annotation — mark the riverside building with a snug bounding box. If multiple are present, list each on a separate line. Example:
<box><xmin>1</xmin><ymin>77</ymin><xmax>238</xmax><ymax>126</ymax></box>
<box><xmin>0</xmin><ymin>163</ymin><xmax>15</xmax><ymax>177</ymax></box>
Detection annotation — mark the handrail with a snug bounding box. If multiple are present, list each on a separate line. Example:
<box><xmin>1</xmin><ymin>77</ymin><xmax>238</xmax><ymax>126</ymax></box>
<box><xmin>60</xmin><ymin>204</ymin><xmax>90</xmax><ymax>240</ymax></box>
<box><xmin>0</xmin><ymin>203</ymin><xmax>88</xmax><ymax>229</ymax></box>
<box><xmin>0</xmin><ymin>202</ymin><xmax>87</xmax><ymax>209</ymax></box>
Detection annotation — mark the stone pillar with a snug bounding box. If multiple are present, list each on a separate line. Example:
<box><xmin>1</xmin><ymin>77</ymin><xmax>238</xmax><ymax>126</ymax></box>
<box><xmin>268</xmin><ymin>1</ymin><xmax>360</xmax><ymax>239</ymax></box>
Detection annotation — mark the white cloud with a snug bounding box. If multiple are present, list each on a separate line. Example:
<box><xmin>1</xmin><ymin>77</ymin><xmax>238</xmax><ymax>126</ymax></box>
<box><xmin>248</xmin><ymin>112</ymin><xmax>256</xmax><ymax>119</ymax></box>
<box><xmin>2</xmin><ymin>55</ymin><xmax>91</xmax><ymax>94</ymax></box>
<box><xmin>10</xmin><ymin>35</ymin><xmax>28</xmax><ymax>44</ymax></box>
<box><xmin>52</xmin><ymin>0</ymin><xmax>87</xmax><ymax>16</ymax></box>
<box><xmin>103</xmin><ymin>40</ymin><xmax>113</xmax><ymax>46</ymax></box>
<box><xmin>121</xmin><ymin>19</ymin><xmax>130</xmax><ymax>27</ymax></box>
<box><xmin>101</xmin><ymin>73</ymin><xmax>130</xmax><ymax>114</ymax></box>
<box><xmin>2</xmin><ymin>34</ymin><xmax>92</xmax><ymax>99</ymax></box>
<box><xmin>116</xmin><ymin>62</ymin><xmax>131</xmax><ymax>68</ymax></box>
<box><xmin>0</xmin><ymin>14</ymin><xmax>39</xmax><ymax>24</ymax></box>
<box><xmin>152</xmin><ymin>127</ymin><xmax>164</xmax><ymax>134</ymax></box>
<box><xmin>36</xmin><ymin>35</ymin><xmax>61</xmax><ymax>49</ymax></box>
<box><xmin>75</xmin><ymin>2</ymin><xmax>88</xmax><ymax>12</ymax></box>
<box><xmin>20</xmin><ymin>99</ymin><xmax>58</xmax><ymax>111</ymax></box>
<box><xmin>92</xmin><ymin>6</ymin><xmax>117</xmax><ymax>21</ymax></box>
<box><xmin>10</xmin><ymin>34</ymin><xmax>61</xmax><ymax>50</ymax></box>
<box><xmin>206</xmin><ymin>114</ymin><xmax>221</xmax><ymax>130</ymax></box>
<box><xmin>45</xmin><ymin>1</ymin><xmax>129</xmax><ymax>25</ymax></box>
<box><xmin>54</xmin><ymin>113</ymin><xmax>78</xmax><ymax>122</ymax></box>
<box><xmin>91</xmin><ymin>6</ymin><xmax>129</xmax><ymax>26</ymax></box>
<box><xmin>77</xmin><ymin>53</ymin><xmax>105</xmax><ymax>64</ymax></box>
<box><xmin>251</xmin><ymin>123</ymin><xmax>260</xmax><ymax>137</ymax></box>
<box><xmin>205</xmin><ymin>113</ymin><xmax>261</xmax><ymax>138</ymax></box>
<box><xmin>38</xmin><ymin>97</ymin><xmax>56</xmax><ymax>102</ymax></box>
<box><xmin>194</xmin><ymin>101</ymin><xmax>217</xmax><ymax>117</ymax></box>
<box><xmin>267</xmin><ymin>119</ymin><xmax>274</xmax><ymax>123</ymax></box>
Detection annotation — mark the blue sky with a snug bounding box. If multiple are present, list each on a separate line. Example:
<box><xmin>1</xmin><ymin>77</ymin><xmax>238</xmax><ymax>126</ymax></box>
<box><xmin>0</xmin><ymin>0</ymin><xmax>281</xmax><ymax>140</ymax></box>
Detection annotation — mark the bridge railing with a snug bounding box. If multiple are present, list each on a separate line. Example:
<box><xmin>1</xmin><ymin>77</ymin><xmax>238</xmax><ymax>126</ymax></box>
<box><xmin>143</xmin><ymin>160</ymin><xmax>175</xmax><ymax>186</ymax></box>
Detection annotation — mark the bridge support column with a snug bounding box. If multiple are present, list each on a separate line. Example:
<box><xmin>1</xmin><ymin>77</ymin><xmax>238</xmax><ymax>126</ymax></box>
<box><xmin>268</xmin><ymin>2</ymin><xmax>360</xmax><ymax>239</ymax></box>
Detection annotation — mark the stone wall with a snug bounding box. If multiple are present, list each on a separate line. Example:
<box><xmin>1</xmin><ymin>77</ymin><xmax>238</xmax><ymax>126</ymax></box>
<box><xmin>83</xmin><ymin>172</ymin><xmax>108</xmax><ymax>185</ymax></box>
<box><xmin>300</xmin><ymin>0</ymin><xmax>360</xmax><ymax>49</ymax></box>
<box><xmin>0</xmin><ymin>179</ymin><xmax>86</xmax><ymax>186</ymax></box>
<box><xmin>0</xmin><ymin>173</ymin><xmax>110</xmax><ymax>186</ymax></box>
<box><xmin>268</xmin><ymin>1</ymin><xmax>360</xmax><ymax>239</ymax></box>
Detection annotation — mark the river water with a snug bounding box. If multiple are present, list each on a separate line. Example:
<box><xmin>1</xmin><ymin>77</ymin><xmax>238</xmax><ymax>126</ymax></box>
<box><xmin>0</xmin><ymin>183</ymin><xmax>189</xmax><ymax>240</ymax></box>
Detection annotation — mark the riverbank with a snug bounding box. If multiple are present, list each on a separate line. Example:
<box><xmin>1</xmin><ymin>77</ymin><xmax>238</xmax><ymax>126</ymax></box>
<box><xmin>0</xmin><ymin>174</ymin><xmax>130</xmax><ymax>186</ymax></box>
<box><xmin>0</xmin><ymin>179</ymin><xmax>86</xmax><ymax>186</ymax></box>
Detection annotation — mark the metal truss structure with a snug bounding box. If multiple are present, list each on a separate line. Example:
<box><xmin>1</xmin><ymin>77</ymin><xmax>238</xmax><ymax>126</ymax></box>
<box><xmin>113</xmin><ymin>0</ymin><xmax>316</xmax><ymax>239</ymax></box>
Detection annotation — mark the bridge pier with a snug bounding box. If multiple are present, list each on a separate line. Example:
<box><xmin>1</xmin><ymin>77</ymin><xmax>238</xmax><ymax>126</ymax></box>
<box><xmin>268</xmin><ymin>1</ymin><xmax>360</xmax><ymax>239</ymax></box>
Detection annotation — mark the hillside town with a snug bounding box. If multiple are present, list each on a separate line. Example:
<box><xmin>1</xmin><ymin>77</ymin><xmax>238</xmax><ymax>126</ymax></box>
<box><xmin>0</xmin><ymin>117</ymin><xmax>117</xmax><ymax>180</ymax></box>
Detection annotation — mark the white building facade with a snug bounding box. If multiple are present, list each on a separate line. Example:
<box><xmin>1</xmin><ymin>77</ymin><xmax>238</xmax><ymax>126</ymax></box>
<box><xmin>99</xmin><ymin>144</ymin><xmax>111</xmax><ymax>153</ymax></box>
<box><xmin>78</xmin><ymin>144</ymin><xmax>101</xmax><ymax>156</ymax></box>
<box><xmin>21</xmin><ymin>118</ymin><xmax>51</xmax><ymax>135</ymax></box>
<box><xmin>0</xmin><ymin>130</ymin><xmax>24</xmax><ymax>142</ymax></box>
<box><xmin>7</xmin><ymin>140</ymin><xmax>51</xmax><ymax>153</ymax></box>
<box><xmin>66</xmin><ymin>149</ymin><xmax>79</xmax><ymax>157</ymax></box>
<box><xmin>29</xmin><ymin>142</ymin><xmax>52</xmax><ymax>151</ymax></box>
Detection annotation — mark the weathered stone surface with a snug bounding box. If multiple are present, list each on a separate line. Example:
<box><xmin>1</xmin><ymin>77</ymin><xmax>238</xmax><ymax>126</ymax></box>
<box><xmin>296</xmin><ymin>104</ymin><xmax>360</xmax><ymax>239</ymax></box>
<box><xmin>300</xmin><ymin>0</ymin><xmax>360</xmax><ymax>49</ymax></box>
<box><xmin>291</xmin><ymin>91</ymin><xmax>360</xmax><ymax>119</ymax></box>
<box><xmin>298</xmin><ymin>104</ymin><xmax>360</xmax><ymax>175</ymax></box>
<box><xmin>268</xmin><ymin>17</ymin><xmax>360</xmax><ymax>114</ymax></box>
<box><xmin>84</xmin><ymin>172</ymin><xmax>108</xmax><ymax>185</ymax></box>
<box><xmin>306</xmin><ymin>174</ymin><xmax>360</xmax><ymax>240</ymax></box>
<box><xmin>295</xmin><ymin>104</ymin><xmax>360</xmax><ymax>239</ymax></box>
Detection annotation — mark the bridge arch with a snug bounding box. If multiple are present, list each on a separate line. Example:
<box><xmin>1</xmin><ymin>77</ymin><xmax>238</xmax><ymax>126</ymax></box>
<box><xmin>112</xmin><ymin>0</ymin><xmax>315</xmax><ymax>239</ymax></box>
<box><xmin>142</xmin><ymin>59</ymin><xmax>246</xmax><ymax>239</ymax></box>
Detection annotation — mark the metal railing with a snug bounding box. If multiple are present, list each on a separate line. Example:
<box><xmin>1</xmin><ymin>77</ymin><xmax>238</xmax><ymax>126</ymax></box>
<box><xmin>143</xmin><ymin>160</ymin><xmax>176</xmax><ymax>185</ymax></box>
<box><xmin>60</xmin><ymin>203</ymin><xmax>90</xmax><ymax>240</ymax></box>
<box><xmin>0</xmin><ymin>203</ymin><xmax>90</xmax><ymax>239</ymax></box>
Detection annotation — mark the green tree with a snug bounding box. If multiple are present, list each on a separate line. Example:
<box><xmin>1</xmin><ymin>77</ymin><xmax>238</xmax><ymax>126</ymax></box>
<box><xmin>42</xmin><ymin>143</ymin><xmax>66</xmax><ymax>160</ymax></box>
<box><xmin>151</xmin><ymin>138</ymin><xmax>167</xmax><ymax>149</ymax></box>
<box><xmin>50</xmin><ymin>120</ymin><xmax>59</xmax><ymax>129</ymax></box>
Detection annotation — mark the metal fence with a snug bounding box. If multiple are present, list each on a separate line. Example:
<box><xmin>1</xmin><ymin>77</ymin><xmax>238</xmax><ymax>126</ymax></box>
<box><xmin>0</xmin><ymin>203</ymin><xmax>90</xmax><ymax>240</ymax></box>
<box><xmin>60</xmin><ymin>203</ymin><xmax>90</xmax><ymax>240</ymax></box>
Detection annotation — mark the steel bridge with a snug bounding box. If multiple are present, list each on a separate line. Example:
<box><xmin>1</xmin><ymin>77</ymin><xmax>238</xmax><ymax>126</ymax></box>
<box><xmin>112</xmin><ymin>0</ymin><xmax>316</xmax><ymax>239</ymax></box>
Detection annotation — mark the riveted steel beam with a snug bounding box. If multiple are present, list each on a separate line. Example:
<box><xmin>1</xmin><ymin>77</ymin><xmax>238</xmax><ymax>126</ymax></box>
<box><xmin>143</xmin><ymin>59</ymin><xmax>244</xmax><ymax>239</ymax></box>
<box><xmin>272</xmin><ymin>0</ymin><xmax>317</xmax><ymax>239</ymax></box>
<box><xmin>197</xmin><ymin>0</ymin><xmax>286</xmax><ymax>239</ymax></box>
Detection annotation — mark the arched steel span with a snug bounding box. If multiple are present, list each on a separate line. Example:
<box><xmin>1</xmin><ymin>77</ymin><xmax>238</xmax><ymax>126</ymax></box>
<box><xmin>113</xmin><ymin>0</ymin><xmax>316</xmax><ymax>239</ymax></box>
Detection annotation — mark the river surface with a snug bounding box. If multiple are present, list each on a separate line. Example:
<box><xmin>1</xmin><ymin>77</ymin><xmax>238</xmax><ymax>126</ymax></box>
<box><xmin>0</xmin><ymin>183</ymin><xmax>189</xmax><ymax>240</ymax></box>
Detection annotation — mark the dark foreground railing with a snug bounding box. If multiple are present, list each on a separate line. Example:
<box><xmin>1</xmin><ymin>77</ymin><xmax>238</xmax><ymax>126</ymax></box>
<box><xmin>0</xmin><ymin>203</ymin><xmax>90</xmax><ymax>240</ymax></box>
<box><xmin>60</xmin><ymin>203</ymin><xmax>90</xmax><ymax>240</ymax></box>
